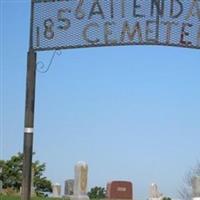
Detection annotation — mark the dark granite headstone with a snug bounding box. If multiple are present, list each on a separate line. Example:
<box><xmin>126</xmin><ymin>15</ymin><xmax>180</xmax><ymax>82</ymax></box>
<box><xmin>106</xmin><ymin>181</ymin><xmax>133</xmax><ymax>200</ymax></box>
<box><xmin>65</xmin><ymin>179</ymin><xmax>74</xmax><ymax>196</ymax></box>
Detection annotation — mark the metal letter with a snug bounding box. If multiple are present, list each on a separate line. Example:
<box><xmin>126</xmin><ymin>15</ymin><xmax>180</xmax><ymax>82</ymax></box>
<box><xmin>197</xmin><ymin>26</ymin><xmax>200</xmax><ymax>46</ymax></box>
<box><xmin>110</xmin><ymin>0</ymin><xmax>114</xmax><ymax>18</ymax></box>
<box><xmin>104</xmin><ymin>21</ymin><xmax>117</xmax><ymax>44</ymax></box>
<box><xmin>133</xmin><ymin>0</ymin><xmax>145</xmax><ymax>18</ymax></box>
<box><xmin>44</xmin><ymin>18</ymin><xmax>54</xmax><ymax>40</ymax></box>
<box><xmin>151</xmin><ymin>0</ymin><xmax>165</xmax><ymax>17</ymax></box>
<box><xmin>36</xmin><ymin>27</ymin><xmax>40</xmax><ymax>47</ymax></box>
<box><xmin>120</xmin><ymin>21</ymin><xmax>143</xmax><ymax>43</ymax></box>
<box><xmin>83</xmin><ymin>23</ymin><xmax>100</xmax><ymax>44</ymax></box>
<box><xmin>162</xmin><ymin>21</ymin><xmax>178</xmax><ymax>44</ymax></box>
<box><xmin>170</xmin><ymin>0</ymin><xmax>183</xmax><ymax>19</ymax></box>
<box><xmin>121</xmin><ymin>0</ymin><xmax>126</xmax><ymax>18</ymax></box>
<box><xmin>180</xmin><ymin>23</ymin><xmax>193</xmax><ymax>46</ymax></box>
<box><xmin>57</xmin><ymin>9</ymin><xmax>71</xmax><ymax>30</ymax></box>
<box><xmin>89</xmin><ymin>0</ymin><xmax>105</xmax><ymax>19</ymax></box>
<box><xmin>185</xmin><ymin>0</ymin><xmax>200</xmax><ymax>20</ymax></box>
<box><xmin>75</xmin><ymin>0</ymin><xmax>85</xmax><ymax>20</ymax></box>
<box><xmin>146</xmin><ymin>20</ymin><xmax>159</xmax><ymax>43</ymax></box>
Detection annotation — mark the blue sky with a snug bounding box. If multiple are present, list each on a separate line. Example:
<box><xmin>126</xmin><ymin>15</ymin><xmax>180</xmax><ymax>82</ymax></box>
<box><xmin>1</xmin><ymin>1</ymin><xmax>200</xmax><ymax>199</ymax></box>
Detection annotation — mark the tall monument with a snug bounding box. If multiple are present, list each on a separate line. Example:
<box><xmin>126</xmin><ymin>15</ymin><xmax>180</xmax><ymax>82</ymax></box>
<box><xmin>149</xmin><ymin>183</ymin><xmax>163</xmax><ymax>200</ymax></box>
<box><xmin>72</xmin><ymin>161</ymin><xmax>89</xmax><ymax>200</ymax></box>
<box><xmin>192</xmin><ymin>176</ymin><xmax>200</xmax><ymax>200</ymax></box>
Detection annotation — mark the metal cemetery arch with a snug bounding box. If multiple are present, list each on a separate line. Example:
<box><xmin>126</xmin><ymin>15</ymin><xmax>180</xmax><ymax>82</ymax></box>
<box><xmin>22</xmin><ymin>0</ymin><xmax>200</xmax><ymax>200</ymax></box>
<box><xmin>32</xmin><ymin>0</ymin><xmax>200</xmax><ymax>50</ymax></box>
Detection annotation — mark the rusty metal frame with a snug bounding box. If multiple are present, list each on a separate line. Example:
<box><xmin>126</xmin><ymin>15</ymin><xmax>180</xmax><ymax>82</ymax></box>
<box><xmin>33</xmin><ymin>42</ymin><xmax>200</xmax><ymax>52</ymax></box>
<box><xmin>31</xmin><ymin>0</ymin><xmax>200</xmax><ymax>51</ymax></box>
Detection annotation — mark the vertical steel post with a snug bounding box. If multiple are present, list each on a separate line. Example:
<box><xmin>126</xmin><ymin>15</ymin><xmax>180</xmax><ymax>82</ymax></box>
<box><xmin>21</xmin><ymin>49</ymin><xmax>37</xmax><ymax>200</ymax></box>
<box><xmin>21</xmin><ymin>1</ymin><xmax>36</xmax><ymax>200</ymax></box>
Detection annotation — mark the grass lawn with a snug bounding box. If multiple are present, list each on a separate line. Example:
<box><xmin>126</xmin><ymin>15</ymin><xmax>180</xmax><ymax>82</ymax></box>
<box><xmin>0</xmin><ymin>196</ymin><xmax>63</xmax><ymax>200</ymax></box>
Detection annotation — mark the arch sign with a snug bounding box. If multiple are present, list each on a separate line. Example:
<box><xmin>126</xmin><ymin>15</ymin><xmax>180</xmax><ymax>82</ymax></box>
<box><xmin>32</xmin><ymin>0</ymin><xmax>200</xmax><ymax>50</ymax></box>
<box><xmin>22</xmin><ymin>1</ymin><xmax>200</xmax><ymax>200</ymax></box>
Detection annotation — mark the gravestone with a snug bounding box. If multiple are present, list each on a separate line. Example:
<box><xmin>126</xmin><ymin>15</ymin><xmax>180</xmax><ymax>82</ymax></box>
<box><xmin>192</xmin><ymin>176</ymin><xmax>200</xmax><ymax>200</ymax></box>
<box><xmin>65</xmin><ymin>179</ymin><xmax>74</xmax><ymax>196</ymax></box>
<box><xmin>52</xmin><ymin>183</ymin><xmax>61</xmax><ymax>198</ymax></box>
<box><xmin>71</xmin><ymin>161</ymin><xmax>89</xmax><ymax>200</ymax></box>
<box><xmin>20</xmin><ymin>186</ymin><xmax>22</xmax><ymax>196</ymax></box>
<box><xmin>0</xmin><ymin>168</ymin><xmax>2</xmax><ymax>194</ymax></box>
<box><xmin>0</xmin><ymin>180</ymin><xmax>3</xmax><ymax>193</ymax></box>
<box><xmin>31</xmin><ymin>168</ymin><xmax>36</xmax><ymax>197</ymax></box>
<box><xmin>149</xmin><ymin>183</ymin><xmax>163</xmax><ymax>200</ymax></box>
<box><xmin>106</xmin><ymin>181</ymin><xmax>133</xmax><ymax>200</ymax></box>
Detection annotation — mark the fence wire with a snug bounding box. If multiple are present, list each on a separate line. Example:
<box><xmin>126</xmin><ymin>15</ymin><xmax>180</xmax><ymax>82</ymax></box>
<box><xmin>31</xmin><ymin>0</ymin><xmax>200</xmax><ymax>51</ymax></box>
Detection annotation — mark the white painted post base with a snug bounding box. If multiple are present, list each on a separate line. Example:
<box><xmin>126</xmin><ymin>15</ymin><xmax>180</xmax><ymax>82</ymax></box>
<box><xmin>193</xmin><ymin>198</ymin><xmax>200</xmax><ymax>200</ymax></box>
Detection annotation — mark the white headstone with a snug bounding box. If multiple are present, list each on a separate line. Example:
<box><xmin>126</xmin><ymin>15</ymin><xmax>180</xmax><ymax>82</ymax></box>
<box><xmin>149</xmin><ymin>183</ymin><xmax>163</xmax><ymax>200</ymax></box>
<box><xmin>192</xmin><ymin>176</ymin><xmax>200</xmax><ymax>198</ymax></box>
<box><xmin>0</xmin><ymin>168</ymin><xmax>3</xmax><ymax>194</ymax></box>
<box><xmin>71</xmin><ymin>161</ymin><xmax>89</xmax><ymax>200</ymax></box>
<box><xmin>52</xmin><ymin>183</ymin><xmax>61</xmax><ymax>198</ymax></box>
<box><xmin>31</xmin><ymin>168</ymin><xmax>36</xmax><ymax>197</ymax></box>
<box><xmin>193</xmin><ymin>198</ymin><xmax>200</xmax><ymax>200</ymax></box>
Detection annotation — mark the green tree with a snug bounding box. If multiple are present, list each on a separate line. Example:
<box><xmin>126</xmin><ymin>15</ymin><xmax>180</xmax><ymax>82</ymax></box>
<box><xmin>0</xmin><ymin>152</ymin><xmax>52</xmax><ymax>196</ymax></box>
<box><xmin>88</xmin><ymin>186</ymin><xmax>106</xmax><ymax>199</ymax></box>
<box><xmin>162</xmin><ymin>197</ymin><xmax>172</xmax><ymax>200</ymax></box>
<box><xmin>33</xmin><ymin>161</ymin><xmax>52</xmax><ymax>196</ymax></box>
<box><xmin>0</xmin><ymin>153</ymin><xmax>23</xmax><ymax>191</ymax></box>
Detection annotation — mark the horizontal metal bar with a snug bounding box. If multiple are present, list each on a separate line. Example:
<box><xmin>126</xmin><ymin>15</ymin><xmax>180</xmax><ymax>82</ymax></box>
<box><xmin>33</xmin><ymin>42</ymin><xmax>200</xmax><ymax>52</ymax></box>
<box><xmin>33</xmin><ymin>0</ymin><xmax>69</xmax><ymax>3</ymax></box>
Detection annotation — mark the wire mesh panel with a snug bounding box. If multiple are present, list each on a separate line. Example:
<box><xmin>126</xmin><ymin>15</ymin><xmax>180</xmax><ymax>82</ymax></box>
<box><xmin>31</xmin><ymin>0</ymin><xmax>200</xmax><ymax>51</ymax></box>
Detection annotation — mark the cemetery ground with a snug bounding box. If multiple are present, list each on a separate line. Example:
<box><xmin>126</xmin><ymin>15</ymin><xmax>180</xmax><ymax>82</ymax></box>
<box><xmin>0</xmin><ymin>196</ymin><xmax>62</xmax><ymax>200</ymax></box>
<box><xmin>1</xmin><ymin>153</ymin><xmax>200</xmax><ymax>199</ymax></box>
